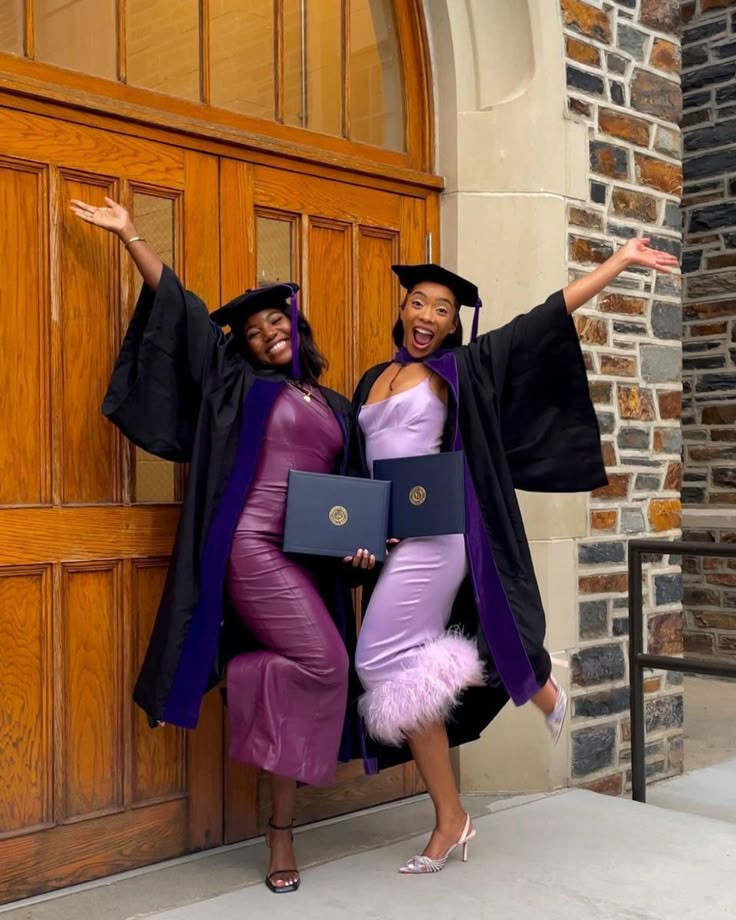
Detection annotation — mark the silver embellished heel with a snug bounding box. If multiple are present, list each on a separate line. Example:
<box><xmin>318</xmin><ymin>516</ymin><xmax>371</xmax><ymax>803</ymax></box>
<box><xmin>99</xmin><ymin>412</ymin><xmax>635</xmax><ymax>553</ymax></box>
<box><xmin>545</xmin><ymin>676</ymin><xmax>569</xmax><ymax>745</ymax></box>
<box><xmin>399</xmin><ymin>813</ymin><xmax>476</xmax><ymax>874</ymax></box>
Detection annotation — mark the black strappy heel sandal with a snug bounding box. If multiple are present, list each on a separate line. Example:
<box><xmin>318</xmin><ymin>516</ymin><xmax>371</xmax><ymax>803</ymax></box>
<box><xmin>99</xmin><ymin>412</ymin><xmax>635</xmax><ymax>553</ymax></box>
<box><xmin>264</xmin><ymin>818</ymin><xmax>301</xmax><ymax>894</ymax></box>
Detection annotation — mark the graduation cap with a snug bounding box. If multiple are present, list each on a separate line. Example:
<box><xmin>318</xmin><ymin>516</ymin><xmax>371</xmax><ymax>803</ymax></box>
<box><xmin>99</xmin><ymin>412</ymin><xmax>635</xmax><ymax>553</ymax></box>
<box><xmin>392</xmin><ymin>263</ymin><xmax>482</xmax><ymax>342</ymax></box>
<box><xmin>211</xmin><ymin>282</ymin><xmax>302</xmax><ymax>378</ymax></box>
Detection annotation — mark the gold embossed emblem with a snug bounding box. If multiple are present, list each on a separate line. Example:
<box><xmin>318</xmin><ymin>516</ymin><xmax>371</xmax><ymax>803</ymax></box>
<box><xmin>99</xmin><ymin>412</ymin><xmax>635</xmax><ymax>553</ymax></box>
<box><xmin>409</xmin><ymin>486</ymin><xmax>427</xmax><ymax>506</ymax></box>
<box><xmin>329</xmin><ymin>505</ymin><xmax>348</xmax><ymax>526</ymax></box>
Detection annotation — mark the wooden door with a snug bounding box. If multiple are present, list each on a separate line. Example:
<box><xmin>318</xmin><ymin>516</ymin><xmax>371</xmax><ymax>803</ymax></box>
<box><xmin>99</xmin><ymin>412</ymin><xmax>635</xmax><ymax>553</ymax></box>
<box><xmin>220</xmin><ymin>161</ymin><xmax>437</xmax><ymax>842</ymax></box>
<box><xmin>0</xmin><ymin>108</ymin><xmax>224</xmax><ymax>903</ymax></box>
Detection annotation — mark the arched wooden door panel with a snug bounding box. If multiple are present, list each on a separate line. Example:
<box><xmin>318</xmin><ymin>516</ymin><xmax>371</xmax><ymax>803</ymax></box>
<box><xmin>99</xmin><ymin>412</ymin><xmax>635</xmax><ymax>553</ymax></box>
<box><xmin>0</xmin><ymin>106</ymin><xmax>223</xmax><ymax>902</ymax></box>
<box><xmin>0</xmin><ymin>0</ymin><xmax>440</xmax><ymax>897</ymax></box>
<box><xmin>0</xmin><ymin>111</ymin><xmax>439</xmax><ymax>902</ymax></box>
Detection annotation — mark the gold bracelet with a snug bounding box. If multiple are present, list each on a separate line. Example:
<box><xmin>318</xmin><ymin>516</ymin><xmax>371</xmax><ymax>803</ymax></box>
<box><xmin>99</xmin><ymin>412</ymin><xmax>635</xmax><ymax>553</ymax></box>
<box><xmin>123</xmin><ymin>236</ymin><xmax>145</xmax><ymax>249</ymax></box>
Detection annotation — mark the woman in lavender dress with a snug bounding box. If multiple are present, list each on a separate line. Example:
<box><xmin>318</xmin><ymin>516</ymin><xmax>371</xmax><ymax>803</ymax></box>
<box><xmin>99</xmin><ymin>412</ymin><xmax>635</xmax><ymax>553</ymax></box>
<box><xmin>353</xmin><ymin>244</ymin><xmax>678</xmax><ymax>875</ymax></box>
<box><xmin>71</xmin><ymin>197</ymin><xmax>374</xmax><ymax>895</ymax></box>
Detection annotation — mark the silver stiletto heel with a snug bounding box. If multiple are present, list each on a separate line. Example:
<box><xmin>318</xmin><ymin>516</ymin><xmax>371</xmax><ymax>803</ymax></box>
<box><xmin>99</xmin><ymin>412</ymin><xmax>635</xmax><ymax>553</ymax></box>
<box><xmin>545</xmin><ymin>675</ymin><xmax>569</xmax><ymax>745</ymax></box>
<box><xmin>399</xmin><ymin>813</ymin><xmax>476</xmax><ymax>874</ymax></box>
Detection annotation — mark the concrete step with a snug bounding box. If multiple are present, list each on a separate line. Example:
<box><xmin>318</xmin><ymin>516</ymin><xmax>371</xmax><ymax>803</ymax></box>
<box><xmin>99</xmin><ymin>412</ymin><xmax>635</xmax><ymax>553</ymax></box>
<box><xmin>649</xmin><ymin>756</ymin><xmax>736</xmax><ymax>825</ymax></box>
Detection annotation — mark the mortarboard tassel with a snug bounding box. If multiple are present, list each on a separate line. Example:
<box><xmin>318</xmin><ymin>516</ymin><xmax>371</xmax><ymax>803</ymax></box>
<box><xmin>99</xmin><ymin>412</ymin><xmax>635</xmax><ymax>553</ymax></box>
<box><xmin>470</xmin><ymin>297</ymin><xmax>482</xmax><ymax>344</ymax></box>
<box><xmin>289</xmin><ymin>286</ymin><xmax>302</xmax><ymax>380</ymax></box>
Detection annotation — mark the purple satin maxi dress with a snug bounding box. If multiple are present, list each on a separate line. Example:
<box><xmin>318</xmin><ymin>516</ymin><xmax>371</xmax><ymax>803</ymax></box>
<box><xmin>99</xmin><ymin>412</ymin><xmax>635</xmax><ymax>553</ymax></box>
<box><xmin>356</xmin><ymin>378</ymin><xmax>484</xmax><ymax>746</ymax></box>
<box><xmin>226</xmin><ymin>385</ymin><xmax>349</xmax><ymax>787</ymax></box>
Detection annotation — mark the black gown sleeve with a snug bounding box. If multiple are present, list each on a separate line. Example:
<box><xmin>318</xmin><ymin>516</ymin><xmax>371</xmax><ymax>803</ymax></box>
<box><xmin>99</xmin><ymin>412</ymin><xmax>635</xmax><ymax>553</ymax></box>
<box><xmin>465</xmin><ymin>290</ymin><xmax>607</xmax><ymax>493</ymax></box>
<box><xmin>102</xmin><ymin>265</ymin><xmax>226</xmax><ymax>462</ymax></box>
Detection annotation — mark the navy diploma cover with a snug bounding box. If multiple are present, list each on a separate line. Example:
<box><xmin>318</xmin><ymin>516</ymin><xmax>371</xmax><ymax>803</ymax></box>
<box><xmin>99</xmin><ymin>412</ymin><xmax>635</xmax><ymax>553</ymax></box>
<box><xmin>284</xmin><ymin>471</ymin><xmax>391</xmax><ymax>562</ymax></box>
<box><xmin>373</xmin><ymin>451</ymin><xmax>466</xmax><ymax>539</ymax></box>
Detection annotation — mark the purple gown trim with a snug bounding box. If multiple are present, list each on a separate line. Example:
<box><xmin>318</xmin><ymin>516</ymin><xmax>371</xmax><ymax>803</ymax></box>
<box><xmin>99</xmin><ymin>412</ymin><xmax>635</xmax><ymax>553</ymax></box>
<box><xmin>163</xmin><ymin>377</ymin><xmax>283</xmax><ymax>727</ymax></box>
<box><xmin>163</xmin><ymin>377</ymin><xmax>367</xmax><ymax>770</ymax></box>
<box><xmin>397</xmin><ymin>348</ymin><xmax>539</xmax><ymax>706</ymax></box>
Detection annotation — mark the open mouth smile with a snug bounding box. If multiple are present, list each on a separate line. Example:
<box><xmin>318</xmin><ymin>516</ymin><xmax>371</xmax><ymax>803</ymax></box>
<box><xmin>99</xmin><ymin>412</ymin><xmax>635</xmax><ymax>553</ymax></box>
<box><xmin>411</xmin><ymin>327</ymin><xmax>435</xmax><ymax>350</ymax></box>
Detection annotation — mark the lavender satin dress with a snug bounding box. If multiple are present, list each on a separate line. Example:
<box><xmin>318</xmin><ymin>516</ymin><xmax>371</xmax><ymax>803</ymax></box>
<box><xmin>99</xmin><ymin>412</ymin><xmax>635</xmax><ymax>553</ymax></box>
<box><xmin>356</xmin><ymin>378</ymin><xmax>484</xmax><ymax>746</ymax></box>
<box><xmin>226</xmin><ymin>385</ymin><xmax>349</xmax><ymax>787</ymax></box>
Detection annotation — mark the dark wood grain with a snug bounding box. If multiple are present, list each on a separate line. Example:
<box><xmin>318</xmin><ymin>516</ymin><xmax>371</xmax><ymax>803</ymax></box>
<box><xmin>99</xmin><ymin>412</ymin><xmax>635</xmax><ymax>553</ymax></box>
<box><xmin>357</xmin><ymin>227</ymin><xmax>399</xmax><ymax>385</ymax></box>
<box><xmin>58</xmin><ymin>173</ymin><xmax>120</xmax><ymax>504</ymax></box>
<box><xmin>131</xmin><ymin>561</ymin><xmax>185</xmax><ymax>803</ymax></box>
<box><xmin>0</xmin><ymin>105</ymin><xmax>186</xmax><ymax>184</ymax></box>
<box><xmin>258</xmin><ymin>760</ymin><xmax>420</xmax><ymax>828</ymax></box>
<box><xmin>0</xmin><ymin>507</ymin><xmax>179</xmax><ymax>565</ymax></box>
<box><xmin>62</xmin><ymin>563</ymin><xmax>122</xmax><ymax>818</ymax></box>
<box><xmin>223</xmin><ymin>721</ymin><xmax>260</xmax><ymax>844</ymax></box>
<box><xmin>0</xmin><ymin>65</ymin><xmax>441</xmax><ymax>898</ymax></box>
<box><xmin>0</xmin><ymin>121</ymin><xmax>224</xmax><ymax>904</ymax></box>
<box><xmin>308</xmin><ymin>218</ymin><xmax>352</xmax><ymax>395</ymax></box>
<box><xmin>0</xmin><ymin>568</ymin><xmax>51</xmax><ymax>836</ymax></box>
<box><xmin>0</xmin><ymin>799</ymin><xmax>188</xmax><ymax>902</ymax></box>
<box><xmin>0</xmin><ymin>159</ymin><xmax>50</xmax><ymax>505</ymax></box>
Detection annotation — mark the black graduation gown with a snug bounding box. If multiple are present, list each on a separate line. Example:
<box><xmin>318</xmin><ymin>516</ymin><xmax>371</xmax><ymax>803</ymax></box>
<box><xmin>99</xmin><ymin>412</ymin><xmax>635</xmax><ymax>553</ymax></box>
<box><xmin>103</xmin><ymin>266</ymin><xmax>361</xmax><ymax>760</ymax></box>
<box><xmin>352</xmin><ymin>290</ymin><xmax>607</xmax><ymax>769</ymax></box>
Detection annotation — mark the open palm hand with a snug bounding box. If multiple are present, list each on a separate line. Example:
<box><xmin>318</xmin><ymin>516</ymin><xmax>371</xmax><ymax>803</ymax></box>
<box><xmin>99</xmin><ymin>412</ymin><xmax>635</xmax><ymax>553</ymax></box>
<box><xmin>70</xmin><ymin>196</ymin><xmax>130</xmax><ymax>234</ymax></box>
<box><xmin>621</xmin><ymin>237</ymin><xmax>680</xmax><ymax>274</ymax></box>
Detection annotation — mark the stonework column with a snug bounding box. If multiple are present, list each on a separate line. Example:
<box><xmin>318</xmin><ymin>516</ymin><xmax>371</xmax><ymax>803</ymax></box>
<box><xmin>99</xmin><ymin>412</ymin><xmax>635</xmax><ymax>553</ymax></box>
<box><xmin>561</xmin><ymin>0</ymin><xmax>685</xmax><ymax>794</ymax></box>
<box><xmin>425</xmin><ymin>0</ymin><xmax>684</xmax><ymax>793</ymax></box>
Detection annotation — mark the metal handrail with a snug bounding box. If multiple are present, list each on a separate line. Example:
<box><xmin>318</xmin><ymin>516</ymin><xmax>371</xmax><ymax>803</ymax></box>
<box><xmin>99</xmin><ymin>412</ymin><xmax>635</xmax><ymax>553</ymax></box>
<box><xmin>628</xmin><ymin>538</ymin><xmax>736</xmax><ymax>802</ymax></box>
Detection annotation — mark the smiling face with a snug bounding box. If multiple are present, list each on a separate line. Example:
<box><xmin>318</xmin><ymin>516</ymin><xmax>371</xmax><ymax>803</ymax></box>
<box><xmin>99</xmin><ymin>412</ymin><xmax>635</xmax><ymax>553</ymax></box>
<box><xmin>243</xmin><ymin>307</ymin><xmax>293</xmax><ymax>366</ymax></box>
<box><xmin>400</xmin><ymin>281</ymin><xmax>459</xmax><ymax>358</ymax></box>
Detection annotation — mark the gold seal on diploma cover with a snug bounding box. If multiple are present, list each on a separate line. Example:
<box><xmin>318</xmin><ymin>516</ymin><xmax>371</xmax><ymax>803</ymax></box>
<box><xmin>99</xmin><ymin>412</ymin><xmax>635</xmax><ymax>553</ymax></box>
<box><xmin>409</xmin><ymin>485</ymin><xmax>427</xmax><ymax>506</ymax></box>
<box><xmin>329</xmin><ymin>505</ymin><xmax>348</xmax><ymax>526</ymax></box>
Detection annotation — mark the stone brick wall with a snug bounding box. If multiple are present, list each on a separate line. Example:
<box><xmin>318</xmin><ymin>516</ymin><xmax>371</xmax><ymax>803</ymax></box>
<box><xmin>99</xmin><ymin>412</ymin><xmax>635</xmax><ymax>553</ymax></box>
<box><xmin>561</xmin><ymin>0</ymin><xmax>684</xmax><ymax>794</ymax></box>
<box><xmin>681</xmin><ymin>0</ymin><xmax>736</xmax><ymax>506</ymax></box>
<box><xmin>683</xmin><ymin>524</ymin><xmax>736</xmax><ymax>659</ymax></box>
<box><xmin>680</xmin><ymin>0</ymin><xmax>736</xmax><ymax>657</ymax></box>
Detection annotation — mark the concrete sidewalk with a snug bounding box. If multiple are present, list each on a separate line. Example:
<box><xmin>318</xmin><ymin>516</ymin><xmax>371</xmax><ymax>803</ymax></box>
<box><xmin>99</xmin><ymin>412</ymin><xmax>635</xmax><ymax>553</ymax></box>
<box><xmin>683</xmin><ymin>676</ymin><xmax>736</xmax><ymax>771</ymax></box>
<box><xmin>6</xmin><ymin>781</ymin><xmax>736</xmax><ymax>920</ymax></box>
<box><xmin>650</xmin><ymin>756</ymin><xmax>736</xmax><ymax>824</ymax></box>
<box><xmin>0</xmin><ymin>794</ymin><xmax>504</xmax><ymax>920</ymax></box>
<box><xmin>142</xmin><ymin>791</ymin><xmax>736</xmax><ymax>920</ymax></box>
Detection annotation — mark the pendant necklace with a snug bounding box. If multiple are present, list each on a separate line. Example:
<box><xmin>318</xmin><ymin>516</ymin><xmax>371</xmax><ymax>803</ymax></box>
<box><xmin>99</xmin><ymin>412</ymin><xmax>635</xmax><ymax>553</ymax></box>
<box><xmin>288</xmin><ymin>379</ymin><xmax>314</xmax><ymax>403</ymax></box>
<box><xmin>388</xmin><ymin>363</ymin><xmax>406</xmax><ymax>392</ymax></box>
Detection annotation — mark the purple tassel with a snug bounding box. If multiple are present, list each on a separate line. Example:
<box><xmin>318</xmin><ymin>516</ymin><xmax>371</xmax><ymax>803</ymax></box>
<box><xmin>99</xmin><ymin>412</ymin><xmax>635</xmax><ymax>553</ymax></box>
<box><xmin>470</xmin><ymin>297</ymin><xmax>481</xmax><ymax>343</ymax></box>
<box><xmin>289</xmin><ymin>287</ymin><xmax>301</xmax><ymax>379</ymax></box>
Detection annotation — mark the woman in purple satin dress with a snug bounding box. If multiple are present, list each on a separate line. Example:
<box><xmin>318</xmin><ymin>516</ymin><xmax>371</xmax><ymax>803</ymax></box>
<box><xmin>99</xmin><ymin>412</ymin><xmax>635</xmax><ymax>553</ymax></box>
<box><xmin>353</xmin><ymin>245</ymin><xmax>678</xmax><ymax>875</ymax></box>
<box><xmin>71</xmin><ymin>196</ymin><xmax>375</xmax><ymax>895</ymax></box>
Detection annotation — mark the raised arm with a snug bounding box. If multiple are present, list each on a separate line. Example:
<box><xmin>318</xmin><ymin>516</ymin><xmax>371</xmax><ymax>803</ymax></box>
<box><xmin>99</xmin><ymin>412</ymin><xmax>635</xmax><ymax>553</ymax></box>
<box><xmin>562</xmin><ymin>237</ymin><xmax>679</xmax><ymax>314</ymax></box>
<box><xmin>70</xmin><ymin>197</ymin><xmax>164</xmax><ymax>290</ymax></box>
<box><xmin>71</xmin><ymin>197</ymin><xmax>227</xmax><ymax>461</ymax></box>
